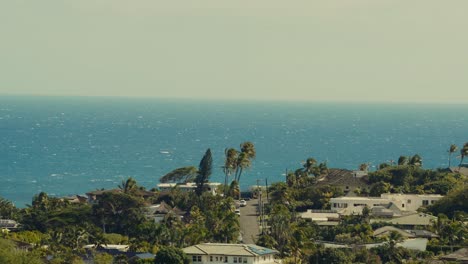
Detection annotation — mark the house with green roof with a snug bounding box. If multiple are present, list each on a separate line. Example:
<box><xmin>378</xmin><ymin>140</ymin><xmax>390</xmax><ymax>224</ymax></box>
<box><xmin>182</xmin><ymin>243</ymin><xmax>280</xmax><ymax>264</ymax></box>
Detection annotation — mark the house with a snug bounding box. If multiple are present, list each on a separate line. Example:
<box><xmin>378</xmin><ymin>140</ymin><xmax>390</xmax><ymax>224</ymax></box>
<box><xmin>183</xmin><ymin>243</ymin><xmax>279</xmax><ymax>264</ymax></box>
<box><xmin>300</xmin><ymin>210</ymin><xmax>340</xmax><ymax>226</ymax></box>
<box><xmin>440</xmin><ymin>248</ymin><xmax>468</xmax><ymax>263</ymax></box>
<box><xmin>144</xmin><ymin>201</ymin><xmax>186</xmax><ymax>223</ymax></box>
<box><xmin>371</xmin><ymin>213</ymin><xmax>437</xmax><ymax>229</ymax></box>
<box><xmin>85</xmin><ymin>189</ymin><xmax>157</xmax><ymax>204</ymax></box>
<box><xmin>317</xmin><ymin>238</ymin><xmax>429</xmax><ymax>251</ymax></box>
<box><xmin>330</xmin><ymin>193</ymin><xmax>444</xmax><ymax>215</ymax></box>
<box><xmin>316</xmin><ymin>169</ymin><xmax>369</xmax><ymax>195</ymax></box>
<box><xmin>0</xmin><ymin>219</ymin><xmax>19</xmax><ymax>230</ymax></box>
<box><xmin>61</xmin><ymin>195</ymin><xmax>87</xmax><ymax>204</ymax></box>
<box><xmin>157</xmin><ymin>182</ymin><xmax>221</xmax><ymax>195</ymax></box>
<box><xmin>380</xmin><ymin>193</ymin><xmax>443</xmax><ymax>211</ymax></box>
<box><xmin>373</xmin><ymin>226</ymin><xmax>415</xmax><ymax>239</ymax></box>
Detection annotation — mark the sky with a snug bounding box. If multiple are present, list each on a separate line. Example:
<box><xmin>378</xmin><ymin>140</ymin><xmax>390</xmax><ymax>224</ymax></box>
<box><xmin>1</xmin><ymin>1</ymin><xmax>467</xmax><ymax>103</ymax></box>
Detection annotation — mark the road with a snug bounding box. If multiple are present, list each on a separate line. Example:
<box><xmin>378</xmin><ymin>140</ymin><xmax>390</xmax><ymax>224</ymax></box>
<box><xmin>239</xmin><ymin>199</ymin><xmax>260</xmax><ymax>244</ymax></box>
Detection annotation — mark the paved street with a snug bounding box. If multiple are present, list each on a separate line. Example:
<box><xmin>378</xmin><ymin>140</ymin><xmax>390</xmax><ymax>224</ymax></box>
<box><xmin>239</xmin><ymin>199</ymin><xmax>260</xmax><ymax>244</ymax></box>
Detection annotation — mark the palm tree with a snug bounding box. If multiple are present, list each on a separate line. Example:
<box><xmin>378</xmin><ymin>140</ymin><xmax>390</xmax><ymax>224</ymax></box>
<box><xmin>223</xmin><ymin>148</ymin><xmax>238</xmax><ymax>196</ymax></box>
<box><xmin>397</xmin><ymin>156</ymin><xmax>408</xmax><ymax>166</ymax></box>
<box><xmin>359</xmin><ymin>163</ymin><xmax>369</xmax><ymax>171</ymax></box>
<box><xmin>459</xmin><ymin>142</ymin><xmax>468</xmax><ymax>169</ymax></box>
<box><xmin>303</xmin><ymin>158</ymin><xmax>317</xmax><ymax>175</ymax></box>
<box><xmin>409</xmin><ymin>154</ymin><xmax>422</xmax><ymax>167</ymax></box>
<box><xmin>118</xmin><ymin>177</ymin><xmax>138</xmax><ymax>194</ymax></box>
<box><xmin>234</xmin><ymin>142</ymin><xmax>256</xmax><ymax>199</ymax></box>
<box><xmin>448</xmin><ymin>144</ymin><xmax>458</xmax><ymax>168</ymax></box>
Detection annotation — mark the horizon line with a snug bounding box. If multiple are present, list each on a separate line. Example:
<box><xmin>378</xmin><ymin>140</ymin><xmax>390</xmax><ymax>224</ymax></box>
<box><xmin>1</xmin><ymin>92</ymin><xmax>468</xmax><ymax>106</ymax></box>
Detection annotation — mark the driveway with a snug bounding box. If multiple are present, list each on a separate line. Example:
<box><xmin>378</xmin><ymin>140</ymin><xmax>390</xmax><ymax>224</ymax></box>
<box><xmin>239</xmin><ymin>199</ymin><xmax>260</xmax><ymax>244</ymax></box>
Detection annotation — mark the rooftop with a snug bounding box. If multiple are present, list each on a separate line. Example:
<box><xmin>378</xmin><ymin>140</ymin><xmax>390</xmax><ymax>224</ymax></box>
<box><xmin>183</xmin><ymin>243</ymin><xmax>278</xmax><ymax>257</ymax></box>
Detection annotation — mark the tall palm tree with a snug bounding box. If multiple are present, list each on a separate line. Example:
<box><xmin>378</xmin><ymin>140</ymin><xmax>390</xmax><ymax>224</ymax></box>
<box><xmin>359</xmin><ymin>163</ymin><xmax>369</xmax><ymax>171</ymax></box>
<box><xmin>235</xmin><ymin>142</ymin><xmax>256</xmax><ymax>182</ymax></box>
<box><xmin>118</xmin><ymin>177</ymin><xmax>138</xmax><ymax>194</ymax></box>
<box><xmin>409</xmin><ymin>154</ymin><xmax>422</xmax><ymax>167</ymax></box>
<box><xmin>223</xmin><ymin>148</ymin><xmax>238</xmax><ymax>196</ymax></box>
<box><xmin>459</xmin><ymin>142</ymin><xmax>468</xmax><ymax>169</ymax></box>
<box><xmin>397</xmin><ymin>156</ymin><xmax>408</xmax><ymax>166</ymax></box>
<box><xmin>448</xmin><ymin>144</ymin><xmax>458</xmax><ymax>168</ymax></box>
<box><xmin>233</xmin><ymin>142</ymin><xmax>256</xmax><ymax>199</ymax></box>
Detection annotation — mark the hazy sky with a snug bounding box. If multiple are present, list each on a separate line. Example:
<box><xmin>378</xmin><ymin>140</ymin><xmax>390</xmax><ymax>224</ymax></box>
<box><xmin>1</xmin><ymin>1</ymin><xmax>467</xmax><ymax>103</ymax></box>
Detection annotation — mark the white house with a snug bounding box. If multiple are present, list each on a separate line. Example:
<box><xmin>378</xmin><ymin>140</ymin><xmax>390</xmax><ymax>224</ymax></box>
<box><xmin>330</xmin><ymin>193</ymin><xmax>444</xmax><ymax>215</ymax></box>
<box><xmin>157</xmin><ymin>182</ymin><xmax>221</xmax><ymax>195</ymax></box>
<box><xmin>380</xmin><ymin>193</ymin><xmax>443</xmax><ymax>212</ymax></box>
<box><xmin>183</xmin><ymin>243</ymin><xmax>279</xmax><ymax>264</ymax></box>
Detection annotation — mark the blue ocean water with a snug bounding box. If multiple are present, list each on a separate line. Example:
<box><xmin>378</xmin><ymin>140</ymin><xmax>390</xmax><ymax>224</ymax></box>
<box><xmin>0</xmin><ymin>96</ymin><xmax>467</xmax><ymax>207</ymax></box>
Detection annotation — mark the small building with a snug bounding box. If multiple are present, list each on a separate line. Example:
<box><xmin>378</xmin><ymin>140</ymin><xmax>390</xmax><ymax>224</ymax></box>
<box><xmin>0</xmin><ymin>219</ymin><xmax>19</xmax><ymax>230</ymax></box>
<box><xmin>371</xmin><ymin>213</ymin><xmax>437</xmax><ymax>229</ymax></box>
<box><xmin>183</xmin><ymin>243</ymin><xmax>279</xmax><ymax>264</ymax></box>
<box><xmin>157</xmin><ymin>182</ymin><xmax>221</xmax><ymax>195</ymax></box>
<box><xmin>316</xmin><ymin>169</ymin><xmax>369</xmax><ymax>195</ymax></box>
<box><xmin>373</xmin><ymin>226</ymin><xmax>415</xmax><ymax>239</ymax></box>
<box><xmin>440</xmin><ymin>248</ymin><xmax>468</xmax><ymax>263</ymax></box>
<box><xmin>86</xmin><ymin>189</ymin><xmax>157</xmax><ymax>204</ymax></box>
<box><xmin>144</xmin><ymin>201</ymin><xmax>186</xmax><ymax>223</ymax></box>
<box><xmin>300</xmin><ymin>210</ymin><xmax>340</xmax><ymax>226</ymax></box>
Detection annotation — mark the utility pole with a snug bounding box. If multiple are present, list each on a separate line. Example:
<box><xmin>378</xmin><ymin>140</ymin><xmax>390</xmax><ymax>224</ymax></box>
<box><xmin>257</xmin><ymin>179</ymin><xmax>263</xmax><ymax>235</ymax></box>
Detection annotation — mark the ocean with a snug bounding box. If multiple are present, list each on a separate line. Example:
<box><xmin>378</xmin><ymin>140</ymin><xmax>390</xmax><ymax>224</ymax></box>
<box><xmin>1</xmin><ymin>96</ymin><xmax>467</xmax><ymax>207</ymax></box>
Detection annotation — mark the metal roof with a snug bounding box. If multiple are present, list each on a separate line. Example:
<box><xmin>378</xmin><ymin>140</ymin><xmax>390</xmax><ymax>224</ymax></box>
<box><xmin>183</xmin><ymin>243</ymin><xmax>278</xmax><ymax>257</ymax></box>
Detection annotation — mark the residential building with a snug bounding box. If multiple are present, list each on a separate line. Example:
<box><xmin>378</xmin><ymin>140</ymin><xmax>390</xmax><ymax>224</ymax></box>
<box><xmin>183</xmin><ymin>243</ymin><xmax>279</xmax><ymax>264</ymax></box>
<box><xmin>300</xmin><ymin>210</ymin><xmax>340</xmax><ymax>226</ymax></box>
<box><xmin>144</xmin><ymin>201</ymin><xmax>186</xmax><ymax>223</ymax></box>
<box><xmin>0</xmin><ymin>219</ymin><xmax>19</xmax><ymax>230</ymax></box>
<box><xmin>316</xmin><ymin>169</ymin><xmax>369</xmax><ymax>195</ymax></box>
<box><xmin>85</xmin><ymin>189</ymin><xmax>157</xmax><ymax>204</ymax></box>
<box><xmin>157</xmin><ymin>182</ymin><xmax>221</xmax><ymax>195</ymax></box>
<box><xmin>370</xmin><ymin>213</ymin><xmax>437</xmax><ymax>229</ymax></box>
<box><xmin>330</xmin><ymin>193</ymin><xmax>444</xmax><ymax>215</ymax></box>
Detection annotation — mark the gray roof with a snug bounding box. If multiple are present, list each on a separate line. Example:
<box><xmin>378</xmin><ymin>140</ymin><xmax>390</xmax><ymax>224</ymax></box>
<box><xmin>371</xmin><ymin>213</ymin><xmax>436</xmax><ymax>226</ymax></box>
<box><xmin>183</xmin><ymin>243</ymin><xmax>278</xmax><ymax>257</ymax></box>
<box><xmin>373</xmin><ymin>226</ymin><xmax>414</xmax><ymax>238</ymax></box>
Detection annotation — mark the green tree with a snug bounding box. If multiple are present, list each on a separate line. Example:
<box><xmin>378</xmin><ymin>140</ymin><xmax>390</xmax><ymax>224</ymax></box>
<box><xmin>159</xmin><ymin>167</ymin><xmax>197</xmax><ymax>183</ymax></box>
<box><xmin>195</xmin><ymin>148</ymin><xmax>213</xmax><ymax>196</ymax></box>
<box><xmin>448</xmin><ymin>144</ymin><xmax>458</xmax><ymax>168</ymax></box>
<box><xmin>397</xmin><ymin>156</ymin><xmax>408</xmax><ymax>166</ymax></box>
<box><xmin>0</xmin><ymin>197</ymin><xmax>18</xmax><ymax>220</ymax></box>
<box><xmin>409</xmin><ymin>154</ymin><xmax>422</xmax><ymax>167</ymax></box>
<box><xmin>154</xmin><ymin>246</ymin><xmax>189</xmax><ymax>264</ymax></box>
<box><xmin>234</xmin><ymin>142</ymin><xmax>256</xmax><ymax>194</ymax></box>
<box><xmin>459</xmin><ymin>142</ymin><xmax>468</xmax><ymax>168</ymax></box>
<box><xmin>118</xmin><ymin>177</ymin><xmax>139</xmax><ymax>194</ymax></box>
<box><xmin>94</xmin><ymin>252</ymin><xmax>113</xmax><ymax>264</ymax></box>
<box><xmin>223</xmin><ymin>148</ymin><xmax>238</xmax><ymax>196</ymax></box>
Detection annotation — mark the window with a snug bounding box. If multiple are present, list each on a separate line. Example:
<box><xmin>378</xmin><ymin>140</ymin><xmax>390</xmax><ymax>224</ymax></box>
<box><xmin>407</xmin><ymin>199</ymin><xmax>411</xmax><ymax>204</ymax></box>
<box><xmin>431</xmin><ymin>200</ymin><xmax>436</xmax><ymax>204</ymax></box>
<box><xmin>402</xmin><ymin>204</ymin><xmax>405</xmax><ymax>208</ymax></box>
<box><xmin>224</xmin><ymin>256</ymin><xmax>228</xmax><ymax>263</ymax></box>
<box><xmin>210</xmin><ymin>256</ymin><xmax>213</xmax><ymax>262</ymax></box>
<box><xmin>197</xmin><ymin>256</ymin><xmax>202</xmax><ymax>262</ymax></box>
<box><xmin>234</xmin><ymin>257</ymin><xmax>238</xmax><ymax>263</ymax></box>
<box><xmin>422</xmin><ymin>200</ymin><xmax>429</xmax><ymax>206</ymax></box>
<box><xmin>243</xmin><ymin>257</ymin><xmax>247</xmax><ymax>263</ymax></box>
